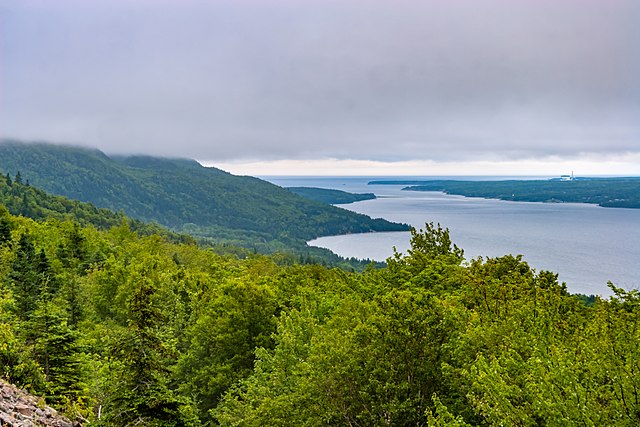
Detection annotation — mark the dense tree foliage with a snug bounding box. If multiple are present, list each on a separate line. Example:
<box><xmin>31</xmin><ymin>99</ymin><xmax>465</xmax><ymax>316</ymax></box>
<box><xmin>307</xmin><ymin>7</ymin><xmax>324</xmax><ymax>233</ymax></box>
<box><xmin>0</xmin><ymin>141</ymin><xmax>408</xmax><ymax>254</ymax></box>
<box><xmin>0</xmin><ymin>169</ymin><xmax>638</xmax><ymax>425</ymax></box>
<box><xmin>0</xmin><ymin>171</ymin><xmax>194</xmax><ymax>243</ymax></box>
<box><xmin>0</xmin><ymin>172</ymin><xmax>383</xmax><ymax>271</ymax></box>
<box><xmin>369</xmin><ymin>178</ymin><xmax>640</xmax><ymax>208</ymax></box>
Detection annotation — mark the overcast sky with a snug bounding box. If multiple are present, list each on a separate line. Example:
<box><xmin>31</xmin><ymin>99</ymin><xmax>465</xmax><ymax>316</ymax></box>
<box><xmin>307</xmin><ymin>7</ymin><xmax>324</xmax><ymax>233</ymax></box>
<box><xmin>1</xmin><ymin>0</ymin><xmax>639</xmax><ymax>175</ymax></box>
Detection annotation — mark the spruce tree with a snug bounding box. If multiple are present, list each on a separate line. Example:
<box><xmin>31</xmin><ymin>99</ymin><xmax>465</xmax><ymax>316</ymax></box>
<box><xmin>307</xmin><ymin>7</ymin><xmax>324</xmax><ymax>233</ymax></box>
<box><xmin>103</xmin><ymin>278</ymin><xmax>199</xmax><ymax>426</ymax></box>
<box><xmin>25</xmin><ymin>301</ymin><xmax>85</xmax><ymax>404</ymax></box>
<box><xmin>0</xmin><ymin>217</ymin><xmax>11</xmax><ymax>245</ymax></box>
<box><xmin>57</xmin><ymin>223</ymin><xmax>89</xmax><ymax>273</ymax></box>
<box><xmin>36</xmin><ymin>249</ymin><xmax>60</xmax><ymax>299</ymax></box>
<box><xmin>9</xmin><ymin>233</ymin><xmax>40</xmax><ymax>318</ymax></box>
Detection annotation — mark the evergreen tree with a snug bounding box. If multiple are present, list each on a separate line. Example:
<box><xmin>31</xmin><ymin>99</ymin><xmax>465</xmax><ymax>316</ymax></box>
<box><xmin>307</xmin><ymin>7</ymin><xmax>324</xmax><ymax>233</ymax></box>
<box><xmin>20</xmin><ymin>192</ymin><xmax>31</xmax><ymax>217</ymax></box>
<box><xmin>62</xmin><ymin>278</ymin><xmax>83</xmax><ymax>329</ymax></box>
<box><xmin>103</xmin><ymin>278</ymin><xmax>199</xmax><ymax>426</ymax></box>
<box><xmin>25</xmin><ymin>301</ymin><xmax>86</xmax><ymax>404</ymax></box>
<box><xmin>36</xmin><ymin>249</ymin><xmax>60</xmax><ymax>300</ymax></box>
<box><xmin>9</xmin><ymin>233</ymin><xmax>40</xmax><ymax>318</ymax></box>
<box><xmin>0</xmin><ymin>216</ymin><xmax>11</xmax><ymax>245</ymax></box>
<box><xmin>57</xmin><ymin>223</ymin><xmax>89</xmax><ymax>273</ymax></box>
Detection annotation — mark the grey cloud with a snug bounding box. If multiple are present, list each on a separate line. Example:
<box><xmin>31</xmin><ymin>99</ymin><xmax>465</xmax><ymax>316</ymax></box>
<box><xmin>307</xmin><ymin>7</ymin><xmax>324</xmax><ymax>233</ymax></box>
<box><xmin>1</xmin><ymin>0</ymin><xmax>638</xmax><ymax>162</ymax></box>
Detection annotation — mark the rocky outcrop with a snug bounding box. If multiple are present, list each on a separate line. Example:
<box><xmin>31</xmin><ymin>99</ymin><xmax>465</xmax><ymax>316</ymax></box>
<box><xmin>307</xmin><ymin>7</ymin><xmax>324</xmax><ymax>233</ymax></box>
<box><xmin>0</xmin><ymin>381</ymin><xmax>82</xmax><ymax>427</ymax></box>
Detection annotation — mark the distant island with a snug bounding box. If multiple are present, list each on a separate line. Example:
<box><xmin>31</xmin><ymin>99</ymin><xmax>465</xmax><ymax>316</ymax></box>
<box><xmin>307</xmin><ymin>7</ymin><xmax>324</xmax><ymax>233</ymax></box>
<box><xmin>369</xmin><ymin>177</ymin><xmax>640</xmax><ymax>209</ymax></box>
<box><xmin>288</xmin><ymin>187</ymin><xmax>376</xmax><ymax>205</ymax></box>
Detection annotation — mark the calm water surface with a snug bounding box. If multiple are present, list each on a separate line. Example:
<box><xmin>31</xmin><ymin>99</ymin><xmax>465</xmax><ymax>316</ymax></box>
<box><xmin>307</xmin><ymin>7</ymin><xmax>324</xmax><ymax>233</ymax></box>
<box><xmin>265</xmin><ymin>176</ymin><xmax>640</xmax><ymax>296</ymax></box>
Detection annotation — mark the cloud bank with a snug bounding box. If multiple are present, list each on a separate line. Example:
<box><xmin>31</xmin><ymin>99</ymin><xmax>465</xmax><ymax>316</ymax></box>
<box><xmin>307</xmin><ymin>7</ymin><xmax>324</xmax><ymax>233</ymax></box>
<box><xmin>1</xmin><ymin>0</ymin><xmax>638</xmax><ymax>168</ymax></box>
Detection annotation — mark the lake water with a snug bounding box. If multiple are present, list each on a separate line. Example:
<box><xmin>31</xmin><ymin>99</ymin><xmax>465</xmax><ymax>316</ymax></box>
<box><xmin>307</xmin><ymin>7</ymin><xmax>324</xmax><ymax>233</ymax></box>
<box><xmin>264</xmin><ymin>176</ymin><xmax>640</xmax><ymax>296</ymax></box>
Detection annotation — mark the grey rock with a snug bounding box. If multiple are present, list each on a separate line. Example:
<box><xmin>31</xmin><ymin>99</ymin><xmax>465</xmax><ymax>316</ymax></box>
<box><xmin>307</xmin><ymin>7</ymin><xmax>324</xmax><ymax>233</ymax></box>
<box><xmin>0</xmin><ymin>380</ymin><xmax>82</xmax><ymax>427</ymax></box>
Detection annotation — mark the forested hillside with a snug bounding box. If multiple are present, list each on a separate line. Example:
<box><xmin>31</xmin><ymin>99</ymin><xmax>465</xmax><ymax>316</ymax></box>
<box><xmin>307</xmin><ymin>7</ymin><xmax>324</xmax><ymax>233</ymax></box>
<box><xmin>0</xmin><ymin>170</ymin><xmax>193</xmax><ymax>244</ymax></box>
<box><xmin>1</xmin><ymin>192</ymin><xmax>638</xmax><ymax>425</ymax></box>
<box><xmin>0</xmin><ymin>141</ymin><xmax>407</xmax><ymax>252</ymax></box>
<box><xmin>0</xmin><ymin>174</ymin><xmax>383</xmax><ymax>270</ymax></box>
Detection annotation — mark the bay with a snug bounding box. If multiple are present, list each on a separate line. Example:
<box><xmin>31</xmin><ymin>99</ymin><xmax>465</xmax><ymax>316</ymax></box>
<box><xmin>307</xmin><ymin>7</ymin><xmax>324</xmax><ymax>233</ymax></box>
<box><xmin>264</xmin><ymin>176</ymin><xmax>640</xmax><ymax>296</ymax></box>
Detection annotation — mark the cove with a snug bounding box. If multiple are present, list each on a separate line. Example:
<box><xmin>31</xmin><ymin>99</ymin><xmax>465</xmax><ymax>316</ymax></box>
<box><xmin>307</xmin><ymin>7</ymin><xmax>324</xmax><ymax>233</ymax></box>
<box><xmin>266</xmin><ymin>176</ymin><xmax>640</xmax><ymax>296</ymax></box>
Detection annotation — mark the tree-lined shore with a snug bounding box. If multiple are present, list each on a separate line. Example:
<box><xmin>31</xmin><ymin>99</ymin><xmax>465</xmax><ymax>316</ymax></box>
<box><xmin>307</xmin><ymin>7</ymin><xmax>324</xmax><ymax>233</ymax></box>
<box><xmin>370</xmin><ymin>178</ymin><xmax>640</xmax><ymax>208</ymax></box>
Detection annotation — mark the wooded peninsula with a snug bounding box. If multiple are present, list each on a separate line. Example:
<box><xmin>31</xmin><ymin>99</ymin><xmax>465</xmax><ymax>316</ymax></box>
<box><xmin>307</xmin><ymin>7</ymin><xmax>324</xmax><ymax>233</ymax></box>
<box><xmin>287</xmin><ymin>186</ymin><xmax>376</xmax><ymax>205</ymax></box>
<box><xmin>369</xmin><ymin>178</ymin><xmax>640</xmax><ymax>208</ymax></box>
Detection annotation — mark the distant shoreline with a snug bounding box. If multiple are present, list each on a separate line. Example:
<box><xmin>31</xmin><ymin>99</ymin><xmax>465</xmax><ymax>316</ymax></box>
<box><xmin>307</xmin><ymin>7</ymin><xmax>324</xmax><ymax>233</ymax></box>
<box><xmin>369</xmin><ymin>178</ymin><xmax>640</xmax><ymax>209</ymax></box>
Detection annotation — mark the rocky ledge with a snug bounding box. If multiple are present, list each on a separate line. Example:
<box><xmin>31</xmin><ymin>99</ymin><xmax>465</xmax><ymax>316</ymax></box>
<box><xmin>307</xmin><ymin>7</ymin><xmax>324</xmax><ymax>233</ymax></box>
<box><xmin>0</xmin><ymin>380</ymin><xmax>82</xmax><ymax>427</ymax></box>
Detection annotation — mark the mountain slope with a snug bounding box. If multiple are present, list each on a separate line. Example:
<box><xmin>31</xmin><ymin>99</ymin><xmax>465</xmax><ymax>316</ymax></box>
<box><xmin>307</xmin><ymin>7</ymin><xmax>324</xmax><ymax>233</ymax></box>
<box><xmin>0</xmin><ymin>141</ymin><xmax>407</xmax><ymax>249</ymax></box>
<box><xmin>0</xmin><ymin>173</ymin><xmax>193</xmax><ymax>244</ymax></box>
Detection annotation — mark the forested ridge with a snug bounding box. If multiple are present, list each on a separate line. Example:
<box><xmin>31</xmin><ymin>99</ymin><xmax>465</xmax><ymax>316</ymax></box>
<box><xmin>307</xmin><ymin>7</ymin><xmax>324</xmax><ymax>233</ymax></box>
<box><xmin>0</xmin><ymin>173</ymin><xmax>385</xmax><ymax>271</ymax></box>
<box><xmin>0</xmin><ymin>169</ymin><xmax>194</xmax><ymax>244</ymax></box>
<box><xmin>0</xmin><ymin>141</ymin><xmax>408</xmax><ymax>253</ymax></box>
<box><xmin>1</xmin><ymin>174</ymin><xmax>639</xmax><ymax>425</ymax></box>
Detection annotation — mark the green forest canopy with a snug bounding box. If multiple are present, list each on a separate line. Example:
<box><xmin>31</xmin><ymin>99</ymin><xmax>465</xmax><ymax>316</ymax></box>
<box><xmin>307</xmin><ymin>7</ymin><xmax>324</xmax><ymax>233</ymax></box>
<box><xmin>1</xmin><ymin>188</ymin><xmax>638</xmax><ymax>425</ymax></box>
